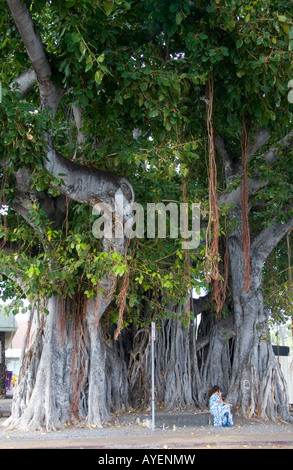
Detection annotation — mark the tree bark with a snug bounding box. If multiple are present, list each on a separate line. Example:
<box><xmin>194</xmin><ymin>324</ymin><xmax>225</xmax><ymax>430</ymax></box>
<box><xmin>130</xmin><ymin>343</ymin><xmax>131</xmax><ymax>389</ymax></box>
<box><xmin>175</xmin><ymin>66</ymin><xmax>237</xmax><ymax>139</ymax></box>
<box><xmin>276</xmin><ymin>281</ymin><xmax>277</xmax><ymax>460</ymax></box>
<box><xmin>3</xmin><ymin>297</ymin><xmax>63</xmax><ymax>431</ymax></box>
<box><xmin>217</xmin><ymin>129</ymin><xmax>293</xmax><ymax>206</ymax></box>
<box><xmin>3</xmin><ymin>288</ymin><xmax>129</xmax><ymax>431</ymax></box>
<box><xmin>223</xmin><ymin>209</ymin><xmax>293</xmax><ymax>421</ymax></box>
<box><xmin>212</xmin><ymin>127</ymin><xmax>293</xmax><ymax>421</ymax></box>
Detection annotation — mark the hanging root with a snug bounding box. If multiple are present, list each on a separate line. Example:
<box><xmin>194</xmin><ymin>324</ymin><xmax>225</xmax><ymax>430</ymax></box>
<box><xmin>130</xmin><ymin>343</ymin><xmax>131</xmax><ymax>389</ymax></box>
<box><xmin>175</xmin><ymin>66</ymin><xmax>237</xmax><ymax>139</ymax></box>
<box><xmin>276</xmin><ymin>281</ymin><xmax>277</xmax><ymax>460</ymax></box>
<box><xmin>205</xmin><ymin>75</ymin><xmax>219</xmax><ymax>281</ymax></box>
<box><xmin>114</xmin><ymin>238</ymin><xmax>132</xmax><ymax>340</ymax></box>
<box><xmin>69</xmin><ymin>292</ymin><xmax>87</xmax><ymax>420</ymax></box>
<box><xmin>213</xmin><ymin>240</ymin><xmax>229</xmax><ymax>318</ymax></box>
<box><xmin>115</xmin><ymin>271</ymin><xmax>130</xmax><ymax>340</ymax></box>
<box><xmin>205</xmin><ymin>74</ymin><xmax>228</xmax><ymax>314</ymax></box>
<box><xmin>240</xmin><ymin>117</ymin><xmax>251</xmax><ymax>293</ymax></box>
<box><xmin>182</xmin><ymin>175</ymin><xmax>191</xmax><ymax>325</ymax></box>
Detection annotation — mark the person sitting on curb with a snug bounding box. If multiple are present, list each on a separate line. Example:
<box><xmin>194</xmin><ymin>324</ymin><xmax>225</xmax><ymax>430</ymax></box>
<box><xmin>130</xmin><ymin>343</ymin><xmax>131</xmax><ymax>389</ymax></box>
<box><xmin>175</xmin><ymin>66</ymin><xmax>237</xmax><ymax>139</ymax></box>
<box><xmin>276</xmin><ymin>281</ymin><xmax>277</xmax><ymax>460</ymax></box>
<box><xmin>208</xmin><ymin>385</ymin><xmax>233</xmax><ymax>427</ymax></box>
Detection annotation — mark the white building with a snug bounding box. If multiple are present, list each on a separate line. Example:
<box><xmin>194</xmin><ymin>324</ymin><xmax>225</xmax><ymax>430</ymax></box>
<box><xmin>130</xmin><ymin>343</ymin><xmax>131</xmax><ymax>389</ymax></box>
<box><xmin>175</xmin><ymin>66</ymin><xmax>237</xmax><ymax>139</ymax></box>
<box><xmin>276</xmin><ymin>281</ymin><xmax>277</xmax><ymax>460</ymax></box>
<box><xmin>5</xmin><ymin>316</ymin><xmax>29</xmax><ymax>376</ymax></box>
<box><xmin>276</xmin><ymin>355</ymin><xmax>293</xmax><ymax>405</ymax></box>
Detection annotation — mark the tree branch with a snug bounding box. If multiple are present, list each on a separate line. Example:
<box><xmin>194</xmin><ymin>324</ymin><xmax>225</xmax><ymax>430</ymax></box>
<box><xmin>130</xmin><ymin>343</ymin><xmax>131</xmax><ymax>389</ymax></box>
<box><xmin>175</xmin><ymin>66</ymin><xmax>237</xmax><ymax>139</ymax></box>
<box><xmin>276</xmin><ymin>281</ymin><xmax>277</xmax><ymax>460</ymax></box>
<box><xmin>72</xmin><ymin>104</ymin><xmax>85</xmax><ymax>144</ymax></box>
<box><xmin>10</xmin><ymin>68</ymin><xmax>37</xmax><ymax>98</ymax></box>
<box><xmin>251</xmin><ymin>215</ymin><xmax>293</xmax><ymax>265</ymax></box>
<box><xmin>214</xmin><ymin>129</ymin><xmax>270</xmax><ymax>182</ymax></box>
<box><xmin>195</xmin><ymin>315</ymin><xmax>236</xmax><ymax>351</ymax></box>
<box><xmin>192</xmin><ymin>292</ymin><xmax>211</xmax><ymax>316</ymax></box>
<box><xmin>218</xmin><ymin>128</ymin><xmax>293</xmax><ymax>207</ymax></box>
<box><xmin>261</xmin><ymin>128</ymin><xmax>293</xmax><ymax>166</ymax></box>
<box><xmin>218</xmin><ymin>177</ymin><xmax>267</xmax><ymax>206</ymax></box>
<box><xmin>44</xmin><ymin>133</ymin><xmax>134</xmax><ymax>210</ymax></box>
<box><xmin>214</xmin><ymin>134</ymin><xmax>236</xmax><ymax>181</ymax></box>
<box><xmin>6</xmin><ymin>0</ymin><xmax>65</xmax><ymax>113</ymax></box>
<box><xmin>7</xmin><ymin>0</ymin><xmax>135</xmax><ymax>229</ymax></box>
<box><xmin>2</xmin><ymin>158</ymin><xmax>67</xmax><ymax>234</ymax></box>
<box><xmin>249</xmin><ymin>128</ymin><xmax>270</xmax><ymax>156</ymax></box>
<box><xmin>71</xmin><ymin>103</ymin><xmax>87</xmax><ymax>161</ymax></box>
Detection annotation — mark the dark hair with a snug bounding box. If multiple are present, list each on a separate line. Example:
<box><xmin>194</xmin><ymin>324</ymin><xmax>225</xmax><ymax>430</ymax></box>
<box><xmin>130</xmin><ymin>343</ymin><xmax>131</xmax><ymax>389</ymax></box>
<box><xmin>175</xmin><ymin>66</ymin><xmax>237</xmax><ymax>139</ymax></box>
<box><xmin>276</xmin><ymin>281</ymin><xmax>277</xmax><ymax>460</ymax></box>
<box><xmin>208</xmin><ymin>385</ymin><xmax>220</xmax><ymax>399</ymax></box>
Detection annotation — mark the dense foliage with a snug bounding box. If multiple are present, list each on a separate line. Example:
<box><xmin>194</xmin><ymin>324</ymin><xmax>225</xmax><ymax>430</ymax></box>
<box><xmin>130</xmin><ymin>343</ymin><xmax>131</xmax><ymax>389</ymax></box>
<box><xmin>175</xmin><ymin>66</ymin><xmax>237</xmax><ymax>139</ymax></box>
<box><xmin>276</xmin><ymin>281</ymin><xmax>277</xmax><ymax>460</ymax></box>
<box><xmin>0</xmin><ymin>0</ymin><xmax>292</xmax><ymax>330</ymax></box>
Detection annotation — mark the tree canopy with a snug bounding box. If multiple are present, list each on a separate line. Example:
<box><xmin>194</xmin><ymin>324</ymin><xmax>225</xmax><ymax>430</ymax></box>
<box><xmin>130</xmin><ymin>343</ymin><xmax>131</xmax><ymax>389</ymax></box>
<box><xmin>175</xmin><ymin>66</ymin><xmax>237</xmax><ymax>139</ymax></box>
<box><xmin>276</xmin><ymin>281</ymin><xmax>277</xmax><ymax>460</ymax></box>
<box><xmin>0</xmin><ymin>0</ymin><xmax>292</xmax><ymax>335</ymax></box>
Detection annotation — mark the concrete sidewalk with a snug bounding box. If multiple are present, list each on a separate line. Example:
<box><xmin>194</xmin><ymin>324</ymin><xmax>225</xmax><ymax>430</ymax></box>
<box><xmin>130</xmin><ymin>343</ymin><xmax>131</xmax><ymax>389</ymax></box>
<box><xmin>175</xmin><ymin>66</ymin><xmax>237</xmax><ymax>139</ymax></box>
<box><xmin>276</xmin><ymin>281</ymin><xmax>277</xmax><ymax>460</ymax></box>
<box><xmin>1</xmin><ymin>396</ymin><xmax>293</xmax><ymax>449</ymax></box>
<box><xmin>1</xmin><ymin>427</ymin><xmax>293</xmax><ymax>449</ymax></box>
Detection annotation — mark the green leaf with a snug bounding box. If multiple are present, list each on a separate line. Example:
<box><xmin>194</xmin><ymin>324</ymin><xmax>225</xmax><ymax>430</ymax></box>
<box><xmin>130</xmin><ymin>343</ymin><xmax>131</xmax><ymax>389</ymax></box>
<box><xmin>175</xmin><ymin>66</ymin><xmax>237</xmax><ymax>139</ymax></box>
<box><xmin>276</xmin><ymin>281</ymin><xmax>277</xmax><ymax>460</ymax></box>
<box><xmin>71</xmin><ymin>32</ymin><xmax>82</xmax><ymax>43</ymax></box>
<box><xmin>148</xmin><ymin>109</ymin><xmax>159</xmax><ymax>118</ymax></box>
<box><xmin>165</xmin><ymin>121</ymin><xmax>172</xmax><ymax>131</ymax></box>
<box><xmin>220</xmin><ymin>47</ymin><xmax>229</xmax><ymax>57</ymax></box>
<box><xmin>95</xmin><ymin>70</ymin><xmax>104</xmax><ymax>85</ymax></box>
<box><xmin>175</xmin><ymin>11</ymin><xmax>183</xmax><ymax>25</ymax></box>
<box><xmin>103</xmin><ymin>0</ymin><xmax>115</xmax><ymax>16</ymax></box>
<box><xmin>79</xmin><ymin>41</ymin><xmax>86</xmax><ymax>55</ymax></box>
<box><xmin>97</xmin><ymin>54</ymin><xmax>105</xmax><ymax>63</ymax></box>
<box><xmin>85</xmin><ymin>57</ymin><xmax>93</xmax><ymax>72</ymax></box>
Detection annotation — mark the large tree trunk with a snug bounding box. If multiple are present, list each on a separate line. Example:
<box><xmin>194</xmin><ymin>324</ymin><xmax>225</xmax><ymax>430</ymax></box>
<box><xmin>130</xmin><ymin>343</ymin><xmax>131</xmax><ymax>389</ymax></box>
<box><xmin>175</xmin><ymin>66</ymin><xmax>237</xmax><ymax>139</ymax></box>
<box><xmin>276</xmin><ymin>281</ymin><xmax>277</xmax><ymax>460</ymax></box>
<box><xmin>224</xmin><ymin>222</ymin><xmax>292</xmax><ymax>422</ymax></box>
<box><xmin>211</xmin><ymin>210</ymin><xmax>293</xmax><ymax>422</ymax></box>
<box><xmin>126</xmin><ymin>213</ymin><xmax>293</xmax><ymax>422</ymax></box>
<box><xmin>3</xmin><ymin>296</ymin><xmax>65</xmax><ymax>431</ymax></box>
<box><xmin>212</xmin><ymin>131</ymin><xmax>293</xmax><ymax>422</ymax></box>
<box><xmin>3</xmin><ymin>282</ymin><xmax>129</xmax><ymax>431</ymax></box>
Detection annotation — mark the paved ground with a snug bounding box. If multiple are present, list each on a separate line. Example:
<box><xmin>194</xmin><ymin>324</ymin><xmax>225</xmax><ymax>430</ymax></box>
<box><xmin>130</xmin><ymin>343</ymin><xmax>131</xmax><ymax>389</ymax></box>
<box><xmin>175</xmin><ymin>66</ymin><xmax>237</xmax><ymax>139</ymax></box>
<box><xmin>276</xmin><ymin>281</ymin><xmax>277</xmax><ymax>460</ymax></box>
<box><xmin>1</xmin><ymin>396</ymin><xmax>293</xmax><ymax>449</ymax></box>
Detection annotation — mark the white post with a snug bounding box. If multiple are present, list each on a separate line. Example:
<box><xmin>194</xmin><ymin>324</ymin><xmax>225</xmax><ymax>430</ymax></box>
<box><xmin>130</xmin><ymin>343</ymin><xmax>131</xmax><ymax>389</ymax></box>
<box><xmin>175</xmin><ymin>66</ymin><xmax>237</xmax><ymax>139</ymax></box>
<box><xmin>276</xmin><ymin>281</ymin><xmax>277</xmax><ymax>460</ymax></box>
<box><xmin>151</xmin><ymin>321</ymin><xmax>155</xmax><ymax>431</ymax></box>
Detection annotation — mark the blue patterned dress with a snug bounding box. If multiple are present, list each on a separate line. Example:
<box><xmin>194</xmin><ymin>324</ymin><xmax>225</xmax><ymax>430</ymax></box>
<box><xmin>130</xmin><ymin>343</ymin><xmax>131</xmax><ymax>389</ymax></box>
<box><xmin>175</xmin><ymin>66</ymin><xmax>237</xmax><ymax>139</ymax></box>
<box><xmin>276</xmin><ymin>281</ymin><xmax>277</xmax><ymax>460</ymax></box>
<box><xmin>209</xmin><ymin>393</ymin><xmax>233</xmax><ymax>427</ymax></box>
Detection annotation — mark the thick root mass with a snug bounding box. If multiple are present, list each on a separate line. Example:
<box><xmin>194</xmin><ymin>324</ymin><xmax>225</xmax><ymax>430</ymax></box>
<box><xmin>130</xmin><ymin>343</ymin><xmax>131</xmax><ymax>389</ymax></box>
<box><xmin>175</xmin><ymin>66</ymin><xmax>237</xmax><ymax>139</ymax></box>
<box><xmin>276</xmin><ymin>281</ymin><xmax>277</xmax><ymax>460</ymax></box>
<box><xmin>4</xmin><ymin>294</ymin><xmax>292</xmax><ymax>432</ymax></box>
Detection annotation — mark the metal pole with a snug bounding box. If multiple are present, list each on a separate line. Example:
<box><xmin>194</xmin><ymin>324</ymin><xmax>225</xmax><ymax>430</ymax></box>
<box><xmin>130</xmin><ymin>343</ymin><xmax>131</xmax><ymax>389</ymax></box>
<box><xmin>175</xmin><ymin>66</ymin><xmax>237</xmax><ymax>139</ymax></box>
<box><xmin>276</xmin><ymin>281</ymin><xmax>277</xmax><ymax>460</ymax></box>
<box><xmin>151</xmin><ymin>322</ymin><xmax>155</xmax><ymax>431</ymax></box>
